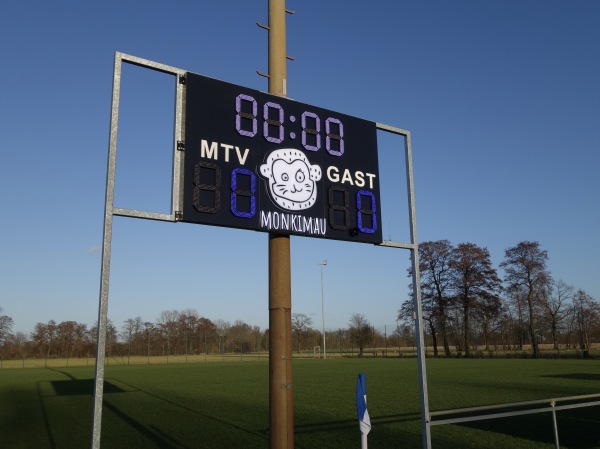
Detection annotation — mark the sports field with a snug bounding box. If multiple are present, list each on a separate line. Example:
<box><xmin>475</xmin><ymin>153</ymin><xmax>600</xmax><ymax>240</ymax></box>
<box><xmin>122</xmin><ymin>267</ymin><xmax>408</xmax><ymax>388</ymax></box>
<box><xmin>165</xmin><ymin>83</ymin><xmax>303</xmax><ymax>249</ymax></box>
<box><xmin>1</xmin><ymin>358</ymin><xmax>599</xmax><ymax>448</ymax></box>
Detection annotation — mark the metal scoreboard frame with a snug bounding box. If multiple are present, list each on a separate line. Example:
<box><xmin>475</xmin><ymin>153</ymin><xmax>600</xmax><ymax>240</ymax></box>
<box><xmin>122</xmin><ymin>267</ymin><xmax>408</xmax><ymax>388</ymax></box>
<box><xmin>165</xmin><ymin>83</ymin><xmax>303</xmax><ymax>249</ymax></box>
<box><xmin>103</xmin><ymin>53</ymin><xmax>417</xmax><ymax>249</ymax></box>
<box><xmin>92</xmin><ymin>53</ymin><xmax>428</xmax><ymax>448</ymax></box>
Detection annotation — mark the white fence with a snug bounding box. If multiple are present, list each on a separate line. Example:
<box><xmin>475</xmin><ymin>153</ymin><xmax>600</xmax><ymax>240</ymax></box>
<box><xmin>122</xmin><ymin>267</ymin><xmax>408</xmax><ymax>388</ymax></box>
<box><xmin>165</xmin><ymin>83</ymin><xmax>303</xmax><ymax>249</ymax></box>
<box><xmin>429</xmin><ymin>393</ymin><xmax>600</xmax><ymax>449</ymax></box>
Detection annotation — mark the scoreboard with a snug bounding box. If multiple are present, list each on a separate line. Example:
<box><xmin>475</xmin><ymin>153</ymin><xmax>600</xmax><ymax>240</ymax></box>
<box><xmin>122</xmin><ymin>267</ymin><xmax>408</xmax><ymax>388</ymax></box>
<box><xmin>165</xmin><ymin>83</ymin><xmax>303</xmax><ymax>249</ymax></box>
<box><xmin>182</xmin><ymin>73</ymin><xmax>383</xmax><ymax>245</ymax></box>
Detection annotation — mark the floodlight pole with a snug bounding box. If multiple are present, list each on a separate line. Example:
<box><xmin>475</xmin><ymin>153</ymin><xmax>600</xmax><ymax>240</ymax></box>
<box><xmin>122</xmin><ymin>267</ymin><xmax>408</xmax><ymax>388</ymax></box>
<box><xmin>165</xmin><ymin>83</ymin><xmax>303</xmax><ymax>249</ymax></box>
<box><xmin>267</xmin><ymin>1</ymin><xmax>294</xmax><ymax>449</ymax></box>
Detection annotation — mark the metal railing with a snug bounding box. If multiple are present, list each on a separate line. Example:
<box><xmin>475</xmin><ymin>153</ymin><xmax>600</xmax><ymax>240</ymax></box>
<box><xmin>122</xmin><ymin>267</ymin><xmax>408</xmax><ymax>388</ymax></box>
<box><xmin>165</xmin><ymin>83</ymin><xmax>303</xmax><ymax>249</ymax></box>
<box><xmin>429</xmin><ymin>393</ymin><xmax>600</xmax><ymax>449</ymax></box>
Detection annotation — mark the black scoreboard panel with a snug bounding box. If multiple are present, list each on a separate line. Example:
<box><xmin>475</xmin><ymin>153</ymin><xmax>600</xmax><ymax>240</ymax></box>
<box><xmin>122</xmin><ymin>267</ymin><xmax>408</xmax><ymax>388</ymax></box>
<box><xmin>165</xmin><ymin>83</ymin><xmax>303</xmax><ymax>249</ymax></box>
<box><xmin>182</xmin><ymin>72</ymin><xmax>382</xmax><ymax>245</ymax></box>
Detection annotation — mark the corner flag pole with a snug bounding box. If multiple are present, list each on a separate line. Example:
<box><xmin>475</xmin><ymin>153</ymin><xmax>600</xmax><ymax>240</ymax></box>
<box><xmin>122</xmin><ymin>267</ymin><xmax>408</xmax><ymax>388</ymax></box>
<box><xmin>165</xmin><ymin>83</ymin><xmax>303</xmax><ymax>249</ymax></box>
<box><xmin>356</xmin><ymin>373</ymin><xmax>371</xmax><ymax>449</ymax></box>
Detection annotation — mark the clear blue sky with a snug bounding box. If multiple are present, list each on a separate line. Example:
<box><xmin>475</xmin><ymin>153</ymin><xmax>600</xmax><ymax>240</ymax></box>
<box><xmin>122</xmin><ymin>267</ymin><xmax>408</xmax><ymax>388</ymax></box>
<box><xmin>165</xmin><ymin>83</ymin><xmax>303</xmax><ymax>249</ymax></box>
<box><xmin>1</xmin><ymin>1</ymin><xmax>598</xmax><ymax>336</ymax></box>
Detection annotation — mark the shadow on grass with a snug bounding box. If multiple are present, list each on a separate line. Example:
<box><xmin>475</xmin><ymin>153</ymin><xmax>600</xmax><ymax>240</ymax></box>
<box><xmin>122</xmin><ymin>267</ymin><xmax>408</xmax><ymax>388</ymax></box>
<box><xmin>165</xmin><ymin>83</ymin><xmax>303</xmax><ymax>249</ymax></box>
<box><xmin>38</xmin><ymin>380</ymin><xmax>184</xmax><ymax>449</ymax></box>
<box><xmin>454</xmin><ymin>406</ymin><xmax>600</xmax><ymax>449</ymax></box>
<box><xmin>291</xmin><ymin>412</ymin><xmax>421</xmax><ymax>435</ymax></box>
<box><xmin>102</xmin><ymin>400</ymin><xmax>185</xmax><ymax>449</ymax></box>
<box><xmin>113</xmin><ymin>377</ymin><xmax>269</xmax><ymax>443</ymax></box>
<box><xmin>36</xmin><ymin>369</ymin><xmax>103</xmax><ymax>449</ymax></box>
<box><xmin>50</xmin><ymin>379</ymin><xmax>125</xmax><ymax>396</ymax></box>
<box><xmin>46</xmin><ymin>368</ymin><xmax>126</xmax><ymax>396</ymax></box>
<box><xmin>542</xmin><ymin>373</ymin><xmax>600</xmax><ymax>381</ymax></box>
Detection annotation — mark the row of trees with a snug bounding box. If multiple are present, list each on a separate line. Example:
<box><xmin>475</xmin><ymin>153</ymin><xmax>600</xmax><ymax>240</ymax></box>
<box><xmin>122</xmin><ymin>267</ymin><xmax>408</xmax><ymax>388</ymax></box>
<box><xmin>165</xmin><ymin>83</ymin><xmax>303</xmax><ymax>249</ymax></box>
<box><xmin>400</xmin><ymin>240</ymin><xmax>599</xmax><ymax>358</ymax></box>
<box><xmin>1</xmin><ymin>240</ymin><xmax>597</xmax><ymax>361</ymax></box>
<box><xmin>0</xmin><ymin>306</ymin><xmax>385</xmax><ymax>361</ymax></box>
<box><xmin>0</xmin><ymin>310</ymin><xmax>264</xmax><ymax>361</ymax></box>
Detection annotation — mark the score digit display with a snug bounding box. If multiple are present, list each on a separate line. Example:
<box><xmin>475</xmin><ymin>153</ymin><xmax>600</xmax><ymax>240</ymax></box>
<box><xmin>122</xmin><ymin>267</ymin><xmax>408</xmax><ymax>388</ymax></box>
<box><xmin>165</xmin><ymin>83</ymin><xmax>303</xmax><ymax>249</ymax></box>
<box><xmin>182</xmin><ymin>72</ymin><xmax>383</xmax><ymax>244</ymax></box>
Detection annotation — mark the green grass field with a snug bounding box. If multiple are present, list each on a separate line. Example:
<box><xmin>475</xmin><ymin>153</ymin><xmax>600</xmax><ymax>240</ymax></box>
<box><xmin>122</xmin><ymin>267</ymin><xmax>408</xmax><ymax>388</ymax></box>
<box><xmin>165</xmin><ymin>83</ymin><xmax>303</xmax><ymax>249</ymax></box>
<box><xmin>1</xmin><ymin>358</ymin><xmax>599</xmax><ymax>448</ymax></box>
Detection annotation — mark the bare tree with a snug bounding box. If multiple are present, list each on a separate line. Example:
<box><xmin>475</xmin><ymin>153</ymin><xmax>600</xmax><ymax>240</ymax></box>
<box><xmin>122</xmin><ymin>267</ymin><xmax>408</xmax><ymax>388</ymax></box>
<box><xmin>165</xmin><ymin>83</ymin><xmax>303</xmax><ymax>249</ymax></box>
<box><xmin>214</xmin><ymin>319</ymin><xmax>231</xmax><ymax>353</ymax></box>
<box><xmin>31</xmin><ymin>320</ymin><xmax>57</xmax><ymax>359</ymax></box>
<box><xmin>573</xmin><ymin>290</ymin><xmax>600</xmax><ymax>357</ymax></box>
<box><xmin>348</xmin><ymin>313</ymin><xmax>373</xmax><ymax>357</ymax></box>
<box><xmin>501</xmin><ymin>241</ymin><xmax>550</xmax><ymax>358</ymax></box>
<box><xmin>57</xmin><ymin>321</ymin><xmax>80</xmax><ymax>358</ymax></box>
<box><xmin>396</xmin><ymin>300</ymin><xmax>418</xmax><ymax>348</ymax></box>
<box><xmin>121</xmin><ymin>317</ymin><xmax>144</xmax><ymax>361</ymax></box>
<box><xmin>229</xmin><ymin>320</ymin><xmax>254</xmax><ymax>353</ymax></box>
<box><xmin>157</xmin><ymin>310</ymin><xmax>180</xmax><ymax>356</ymax></box>
<box><xmin>505</xmin><ymin>284</ymin><xmax>528</xmax><ymax>350</ymax></box>
<box><xmin>178</xmin><ymin>310</ymin><xmax>200</xmax><ymax>355</ymax></box>
<box><xmin>474</xmin><ymin>290</ymin><xmax>504</xmax><ymax>350</ymax></box>
<box><xmin>0</xmin><ymin>308</ymin><xmax>14</xmax><ymax>346</ymax></box>
<box><xmin>540</xmin><ymin>280</ymin><xmax>574</xmax><ymax>352</ymax></box>
<box><xmin>450</xmin><ymin>243</ymin><xmax>502</xmax><ymax>357</ymax></box>
<box><xmin>8</xmin><ymin>331</ymin><xmax>28</xmax><ymax>360</ymax></box>
<box><xmin>197</xmin><ymin>317</ymin><xmax>219</xmax><ymax>353</ymax></box>
<box><xmin>414</xmin><ymin>240</ymin><xmax>454</xmax><ymax>356</ymax></box>
<box><xmin>291</xmin><ymin>313</ymin><xmax>313</xmax><ymax>353</ymax></box>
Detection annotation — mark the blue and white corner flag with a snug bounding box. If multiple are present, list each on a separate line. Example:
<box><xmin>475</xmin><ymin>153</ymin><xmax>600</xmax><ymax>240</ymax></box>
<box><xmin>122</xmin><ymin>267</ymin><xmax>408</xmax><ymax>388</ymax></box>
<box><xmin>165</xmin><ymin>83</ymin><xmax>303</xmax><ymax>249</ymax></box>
<box><xmin>356</xmin><ymin>373</ymin><xmax>371</xmax><ymax>438</ymax></box>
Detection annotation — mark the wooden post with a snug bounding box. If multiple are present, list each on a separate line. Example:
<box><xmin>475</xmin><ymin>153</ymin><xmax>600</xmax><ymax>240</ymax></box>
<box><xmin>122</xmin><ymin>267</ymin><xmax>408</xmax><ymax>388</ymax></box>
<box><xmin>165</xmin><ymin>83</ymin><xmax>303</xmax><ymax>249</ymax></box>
<box><xmin>267</xmin><ymin>1</ymin><xmax>294</xmax><ymax>448</ymax></box>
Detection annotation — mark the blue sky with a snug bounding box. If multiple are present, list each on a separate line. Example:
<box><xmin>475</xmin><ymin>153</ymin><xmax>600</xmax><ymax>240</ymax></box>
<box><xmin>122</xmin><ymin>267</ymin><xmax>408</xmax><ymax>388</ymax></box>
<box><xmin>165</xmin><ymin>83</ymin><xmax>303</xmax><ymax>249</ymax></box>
<box><xmin>1</xmin><ymin>1</ymin><xmax>598</xmax><ymax>335</ymax></box>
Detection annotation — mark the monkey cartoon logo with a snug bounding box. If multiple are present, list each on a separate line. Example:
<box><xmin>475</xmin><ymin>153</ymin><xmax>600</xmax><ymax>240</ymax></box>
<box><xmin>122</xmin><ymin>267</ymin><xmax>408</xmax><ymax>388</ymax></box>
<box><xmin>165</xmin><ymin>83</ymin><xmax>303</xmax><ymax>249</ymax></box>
<box><xmin>259</xmin><ymin>149</ymin><xmax>322</xmax><ymax>211</ymax></box>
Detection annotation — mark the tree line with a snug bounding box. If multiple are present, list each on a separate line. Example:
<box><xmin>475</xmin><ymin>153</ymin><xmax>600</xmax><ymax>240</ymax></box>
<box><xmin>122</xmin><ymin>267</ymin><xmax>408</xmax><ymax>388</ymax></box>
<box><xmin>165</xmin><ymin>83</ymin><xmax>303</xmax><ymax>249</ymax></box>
<box><xmin>399</xmin><ymin>240</ymin><xmax>599</xmax><ymax>358</ymax></box>
<box><xmin>0</xmin><ymin>307</ymin><xmax>396</xmax><ymax>361</ymax></box>
<box><xmin>0</xmin><ymin>309</ymin><xmax>266</xmax><ymax>361</ymax></box>
<box><xmin>1</xmin><ymin>240</ymin><xmax>597</xmax><ymax>361</ymax></box>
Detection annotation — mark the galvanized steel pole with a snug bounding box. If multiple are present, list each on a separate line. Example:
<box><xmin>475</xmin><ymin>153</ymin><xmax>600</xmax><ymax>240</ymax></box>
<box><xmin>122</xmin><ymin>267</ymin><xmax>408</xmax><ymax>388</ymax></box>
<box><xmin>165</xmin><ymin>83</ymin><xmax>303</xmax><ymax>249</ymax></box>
<box><xmin>320</xmin><ymin>260</ymin><xmax>327</xmax><ymax>359</ymax></box>
<box><xmin>267</xmin><ymin>1</ymin><xmax>294</xmax><ymax>448</ymax></box>
<box><xmin>405</xmin><ymin>131</ymin><xmax>432</xmax><ymax>449</ymax></box>
<box><xmin>90</xmin><ymin>53</ymin><xmax>121</xmax><ymax>449</ymax></box>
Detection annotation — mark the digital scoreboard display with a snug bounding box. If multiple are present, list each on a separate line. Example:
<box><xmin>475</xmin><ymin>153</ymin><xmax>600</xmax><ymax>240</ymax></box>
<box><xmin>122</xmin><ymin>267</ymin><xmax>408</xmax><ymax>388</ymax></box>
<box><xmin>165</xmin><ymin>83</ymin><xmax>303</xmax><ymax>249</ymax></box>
<box><xmin>182</xmin><ymin>73</ymin><xmax>382</xmax><ymax>244</ymax></box>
